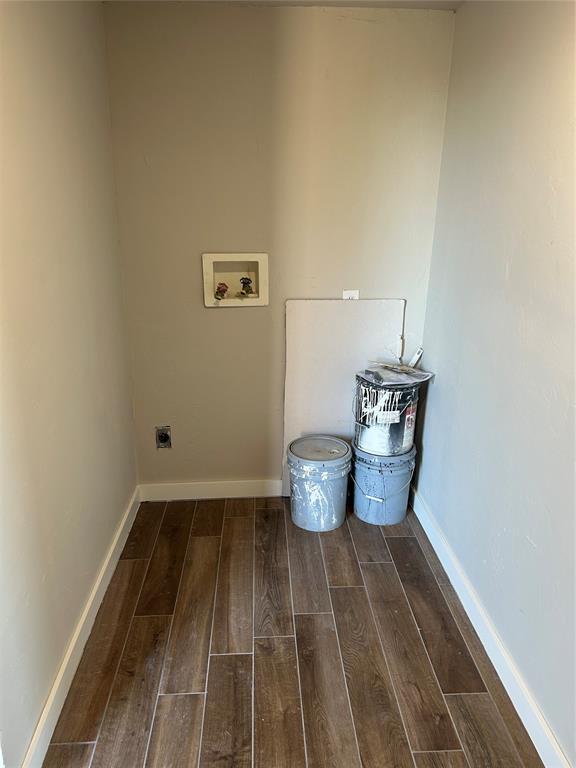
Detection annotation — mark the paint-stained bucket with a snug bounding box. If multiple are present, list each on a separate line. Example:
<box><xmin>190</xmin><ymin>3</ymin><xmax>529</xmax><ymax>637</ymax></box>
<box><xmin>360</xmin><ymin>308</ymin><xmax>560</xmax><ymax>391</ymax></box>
<box><xmin>355</xmin><ymin>381</ymin><xmax>419</xmax><ymax>455</ymax></box>
<box><xmin>352</xmin><ymin>444</ymin><xmax>416</xmax><ymax>525</ymax></box>
<box><xmin>288</xmin><ymin>435</ymin><xmax>351</xmax><ymax>532</ymax></box>
<box><xmin>354</xmin><ymin>365</ymin><xmax>433</xmax><ymax>456</ymax></box>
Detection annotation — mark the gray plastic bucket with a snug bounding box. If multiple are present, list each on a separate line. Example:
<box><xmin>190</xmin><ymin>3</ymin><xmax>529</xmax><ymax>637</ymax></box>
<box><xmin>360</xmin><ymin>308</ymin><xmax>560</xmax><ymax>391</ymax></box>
<box><xmin>288</xmin><ymin>435</ymin><xmax>352</xmax><ymax>532</ymax></box>
<box><xmin>352</xmin><ymin>444</ymin><xmax>416</xmax><ymax>525</ymax></box>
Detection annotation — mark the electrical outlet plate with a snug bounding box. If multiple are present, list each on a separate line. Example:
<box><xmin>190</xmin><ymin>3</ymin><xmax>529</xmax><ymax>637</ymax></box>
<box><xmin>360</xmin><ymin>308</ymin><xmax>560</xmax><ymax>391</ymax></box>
<box><xmin>342</xmin><ymin>289</ymin><xmax>360</xmax><ymax>300</ymax></box>
<box><xmin>155</xmin><ymin>426</ymin><xmax>171</xmax><ymax>449</ymax></box>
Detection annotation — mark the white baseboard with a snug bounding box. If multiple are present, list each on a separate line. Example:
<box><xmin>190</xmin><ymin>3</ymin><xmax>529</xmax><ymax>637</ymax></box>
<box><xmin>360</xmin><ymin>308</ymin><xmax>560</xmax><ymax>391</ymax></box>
<box><xmin>411</xmin><ymin>487</ymin><xmax>571</xmax><ymax>768</ymax></box>
<box><xmin>22</xmin><ymin>486</ymin><xmax>141</xmax><ymax>768</ymax></box>
<box><xmin>139</xmin><ymin>478</ymin><xmax>283</xmax><ymax>501</ymax></box>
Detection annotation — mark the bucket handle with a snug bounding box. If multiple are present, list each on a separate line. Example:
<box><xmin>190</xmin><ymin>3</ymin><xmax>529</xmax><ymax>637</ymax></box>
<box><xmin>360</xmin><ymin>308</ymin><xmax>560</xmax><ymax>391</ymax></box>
<box><xmin>350</xmin><ymin>462</ymin><xmax>415</xmax><ymax>505</ymax></box>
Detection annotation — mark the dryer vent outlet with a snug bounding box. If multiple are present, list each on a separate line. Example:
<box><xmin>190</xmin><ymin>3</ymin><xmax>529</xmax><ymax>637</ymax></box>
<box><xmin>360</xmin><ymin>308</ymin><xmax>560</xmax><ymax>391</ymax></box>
<box><xmin>155</xmin><ymin>426</ymin><xmax>172</xmax><ymax>449</ymax></box>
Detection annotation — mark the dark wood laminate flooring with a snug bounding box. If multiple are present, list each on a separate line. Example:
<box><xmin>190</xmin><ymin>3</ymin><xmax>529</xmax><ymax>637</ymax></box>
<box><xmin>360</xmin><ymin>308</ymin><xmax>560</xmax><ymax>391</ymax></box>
<box><xmin>145</xmin><ymin>693</ymin><xmax>204</xmax><ymax>768</ymax></box>
<box><xmin>330</xmin><ymin>586</ymin><xmax>412</xmax><ymax>767</ymax></box>
<box><xmin>52</xmin><ymin>558</ymin><xmax>148</xmax><ymax>743</ymax></box>
<box><xmin>120</xmin><ymin>501</ymin><xmax>166</xmax><ymax>559</ymax></box>
<box><xmin>362</xmin><ymin>561</ymin><xmax>460</xmax><ymax>751</ymax></box>
<box><xmin>296</xmin><ymin>613</ymin><xmax>361</xmax><ymax>767</ymax></box>
<box><xmin>211</xmin><ymin>516</ymin><xmax>253</xmax><ymax>654</ymax></box>
<box><xmin>413</xmin><ymin>754</ymin><xmax>469</xmax><ymax>768</ymax></box>
<box><xmin>387</xmin><ymin>536</ymin><xmax>486</xmax><ymax>694</ymax></box>
<box><xmin>46</xmin><ymin>500</ymin><xmax>543</xmax><ymax>768</ymax></box>
<box><xmin>254</xmin><ymin>509</ymin><xmax>293</xmax><ymax>637</ymax></box>
<box><xmin>254</xmin><ymin>637</ymin><xmax>306</xmax><ymax>767</ymax></box>
<box><xmin>200</xmin><ymin>654</ymin><xmax>252</xmax><ymax>767</ymax></box>
<box><xmin>447</xmin><ymin>693</ymin><xmax>524</xmax><ymax>768</ymax></box>
<box><xmin>320</xmin><ymin>522</ymin><xmax>363</xmax><ymax>586</ymax></box>
<box><xmin>135</xmin><ymin>501</ymin><xmax>194</xmax><ymax>616</ymax></box>
<box><xmin>43</xmin><ymin>744</ymin><xmax>94</xmax><ymax>768</ymax></box>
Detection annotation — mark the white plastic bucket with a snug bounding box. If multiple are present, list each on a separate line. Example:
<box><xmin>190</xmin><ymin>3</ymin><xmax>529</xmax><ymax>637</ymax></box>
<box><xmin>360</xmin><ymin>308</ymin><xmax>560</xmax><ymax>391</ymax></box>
<box><xmin>352</xmin><ymin>444</ymin><xmax>416</xmax><ymax>525</ymax></box>
<box><xmin>287</xmin><ymin>435</ymin><xmax>351</xmax><ymax>532</ymax></box>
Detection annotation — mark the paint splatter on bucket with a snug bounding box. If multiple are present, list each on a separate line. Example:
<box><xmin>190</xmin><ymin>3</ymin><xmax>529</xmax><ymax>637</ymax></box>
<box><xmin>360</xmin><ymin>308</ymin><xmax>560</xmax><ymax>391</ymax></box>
<box><xmin>354</xmin><ymin>364</ymin><xmax>433</xmax><ymax>456</ymax></box>
<box><xmin>352</xmin><ymin>444</ymin><xmax>416</xmax><ymax>525</ymax></box>
<box><xmin>287</xmin><ymin>435</ymin><xmax>351</xmax><ymax>532</ymax></box>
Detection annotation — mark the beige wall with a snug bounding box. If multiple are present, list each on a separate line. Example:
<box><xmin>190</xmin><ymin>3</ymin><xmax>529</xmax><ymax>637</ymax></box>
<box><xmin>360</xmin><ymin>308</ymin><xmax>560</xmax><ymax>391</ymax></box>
<box><xmin>104</xmin><ymin>4</ymin><xmax>454</xmax><ymax>484</ymax></box>
<box><xmin>417</xmin><ymin>2</ymin><xmax>575</xmax><ymax>762</ymax></box>
<box><xmin>0</xmin><ymin>3</ymin><xmax>136</xmax><ymax>765</ymax></box>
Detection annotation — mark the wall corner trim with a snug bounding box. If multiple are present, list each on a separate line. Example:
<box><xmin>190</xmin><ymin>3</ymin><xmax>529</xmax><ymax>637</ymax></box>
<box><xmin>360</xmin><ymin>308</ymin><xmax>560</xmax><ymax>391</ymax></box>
<box><xmin>411</xmin><ymin>487</ymin><xmax>571</xmax><ymax>768</ymax></box>
<box><xmin>21</xmin><ymin>486</ymin><xmax>141</xmax><ymax>768</ymax></box>
<box><xmin>139</xmin><ymin>478</ymin><xmax>283</xmax><ymax>501</ymax></box>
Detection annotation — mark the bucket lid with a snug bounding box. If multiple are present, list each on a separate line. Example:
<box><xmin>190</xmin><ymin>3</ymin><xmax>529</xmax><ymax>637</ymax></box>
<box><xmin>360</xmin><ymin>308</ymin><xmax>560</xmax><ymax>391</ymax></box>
<box><xmin>357</xmin><ymin>362</ymin><xmax>433</xmax><ymax>389</ymax></box>
<box><xmin>288</xmin><ymin>435</ymin><xmax>351</xmax><ymax>465</ymax></box>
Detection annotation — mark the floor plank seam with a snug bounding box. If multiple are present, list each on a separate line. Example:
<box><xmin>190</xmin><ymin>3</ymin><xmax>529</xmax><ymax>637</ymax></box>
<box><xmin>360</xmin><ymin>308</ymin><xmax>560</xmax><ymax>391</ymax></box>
<box><xmin>318</xmin><ymin>529</ymin><xmax>364</xmax><ymax>768</ymax></box>
<box><xmin>358</xmin><ymin>560</ymin><xmax>391</xmax><ymax>564</ymax></box>
<box><xmin>253</xmin><ymin>634</ymin><xmax>295</xmax><ymax>639</ymax></box>
<box><xmin>141</xmin><ymin>657</ymin><xmax>163</xmax><ymax>766</ymax></box>
<box><xmin>283</xmin><ymin>508</ymin><xmax>309</xmax><ymax>768</ymax></box>
<box><xmin>158</xmin><ymin>691</ymin><xmax>204</xmax><ymax>697</ymax></box>
<box><xmin>143</xmin><ymin>501</ymin><xmax>198</xmax><ymax>767</ymax></box>
<box><xmin>444</xmin><ymin>691</ymin><xmax>493</xmax><ymax>697</ymax></box>
<box><xmin>49</xmin><ymin>742</ymin><xmax>96</xmax><ymax>747</ymax></box>
<box><xmin>345</xmin><ymin>517</ymin><xmax>419</xmax><ymax>768</ymax></box>
<box><xmin>224</xmin><ymin>515</ymin><xmax>254</xmax><ymax>519</ymax></box>
<box><xmin>196</xmin><ymin>503</ymin><xmax>226</xmax><ymax>767</ymax></box>
<box><xmin>328</xmin><ymin>584</ymin><xmax>365</xmax><ymax>589</ymax></box>
<box><xmin>86</xmin><ymin>501</ymin><xmax>168</xmax><ymax>768</ymax></box>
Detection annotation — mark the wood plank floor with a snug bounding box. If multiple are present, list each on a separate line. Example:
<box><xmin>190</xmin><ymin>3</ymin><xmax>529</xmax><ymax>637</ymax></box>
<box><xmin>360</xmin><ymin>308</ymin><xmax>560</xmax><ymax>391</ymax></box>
<box><xmin>254</xmin><ymin>636</ymin><xmax>306</xmax><ymax>767</ymax></box>
<box><xmin>387</xmin><ymin>536</ymin><xmax>486</xmax><ymax>694</ymax></box>
<box><xmin>46</xmin><ymin>500</ymin><xmax>543</xmax><ymax>768</ymax></box>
